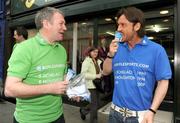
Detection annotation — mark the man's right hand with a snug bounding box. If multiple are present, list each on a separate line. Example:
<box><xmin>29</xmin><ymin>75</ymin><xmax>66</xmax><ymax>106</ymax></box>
<box><xmin>109</xmin><ymin>39</ymin><xmax>119</xmax><ymax>57</ymax></box>
<box><xmin>50</xmin><ymin>81</ymin><xmax>68</xmax><ymax>95</ymax></box>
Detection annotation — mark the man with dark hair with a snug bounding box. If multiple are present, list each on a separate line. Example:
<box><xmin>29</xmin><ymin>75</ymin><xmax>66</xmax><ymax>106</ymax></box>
<box><xmin>5</xmin><ymin>7</ymin><xmax>79</xmax><ymax>123</ymax></box>
<box><xmin>0</xmin><ymin>26</ymin><xmax>28</xmax><ymax>101</ymax></box>
<box><xmin>103</xmin><ymin>7</ymin><xmax>172</xmax><ymax>123</ymax></box>
<box><xmin>14</xmin><ymin>26</ymin><xmax>28</xmax><ymax>43</ymax></box>
<box><xmin>13</xmin><ymin>26</ymin><xmax>28</xmax><ymax>50</ymax></box>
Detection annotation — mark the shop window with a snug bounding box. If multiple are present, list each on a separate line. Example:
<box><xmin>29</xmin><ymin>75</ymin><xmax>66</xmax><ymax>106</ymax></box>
<box><xmin>62</xmin><ymin>20</ymin><xmax>93</xmax><ymax>73</ymax></box>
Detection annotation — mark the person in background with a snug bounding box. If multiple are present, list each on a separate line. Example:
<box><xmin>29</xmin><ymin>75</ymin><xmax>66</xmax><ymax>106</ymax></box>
<box><xmin>80</xmin><ymin>46</ymin><xmax>102</xmax><ymax>123</ymax></box>
<box><xmin>103</xmin><ymin>7</ymin><xmax>172</xmax><ymax>123</ymax></box>
<box><xmin>0</xmin><ymin>26</ymin><xmax>28</xmax><ymax>103</ymax></box>
<box><xmin>5</xmin><ymin>7</ymin><xmax>79</xmax><ymax>123</ymax></box>
<box><xmin>98</xmin><ymin>36</ymin><xmax>113</xmax><ymax>96</ymax></box>
<box><xmin>13</xmin><ymin>26</ymin><xmax>28</xmax><ymax>49</ymax></box>
<box><xmin>98</xmin><ymin>36</ymin><xmax>109</xmax><ymax>60</ymax></box>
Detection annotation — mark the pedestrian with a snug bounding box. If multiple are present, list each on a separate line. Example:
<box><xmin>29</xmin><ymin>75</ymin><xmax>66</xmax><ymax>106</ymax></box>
<box><xmin>13</xmin><ymin>26</ymin><xmax>28</xmax><ymax>43</ymax></box>
<box><xmin>98</xmin><ymin>36</ymin><xmax>109</xmax><ymax>61</ymax></box>
<box><xmin>80</xmin><ymin>46</ymin><xmax>102</xmax><ymax>123</ymax></box>
<box><xmin>103</xmin><ymin>7</ymin><xmax>172</xmax><ymax>123</ymax></box>
<box><xmin>98</xmin><ymin>36</ymin><xmax>113</xmax><ymax>95</ymax></box>
<box><xmin>4</xmin><ymin>7</ymin><xmax>79</xmax><ymax>123</ymax></box>
<box><xmin>13</xmin><ymin>26</ymin><xmax>28</xmax><ymax>49</ymax></box>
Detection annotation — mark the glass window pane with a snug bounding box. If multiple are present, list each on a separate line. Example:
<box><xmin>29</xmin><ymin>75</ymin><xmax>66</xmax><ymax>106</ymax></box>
<box><xmin>98</xmin><ymin>16</ymin><xmax>116</xmax><ymax>48</ymax></box>
<box><xmin>62</xmin><ymin>23</ymin><xmax>73</xmax><ymax>69</ymax></box>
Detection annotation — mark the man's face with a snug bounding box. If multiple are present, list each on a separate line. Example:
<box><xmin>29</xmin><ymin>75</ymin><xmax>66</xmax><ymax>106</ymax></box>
<box><xmin>101</xmin><ymin>38</ymin><xmax>106</xmax><ymax>45</ymax></box>
<box><xmin>117</xmin><ymin>15</ymin><xmax>137</xmax><ymax>42</ymax></box>
<box><xmin>14</xmin><ymin>30</ymin><xmax>21</xmax><ymax>42</ymax></box>
<box><xmin>47</xmin><ymin>12</ymin><xmax>67</xmax><ymax>42</ymax></box>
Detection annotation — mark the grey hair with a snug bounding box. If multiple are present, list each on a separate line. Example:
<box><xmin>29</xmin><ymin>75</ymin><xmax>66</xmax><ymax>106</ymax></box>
<box><xmin>35</xmin><ymin>7</ymin><xmax>64</xmax><ymax>30</ymax></box>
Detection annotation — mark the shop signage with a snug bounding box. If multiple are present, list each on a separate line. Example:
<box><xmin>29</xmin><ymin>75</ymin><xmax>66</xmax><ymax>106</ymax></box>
<box><xmin>11</xmin><ymin>0</ymin><xmax>80</xmax><ymax>15</ymax></box>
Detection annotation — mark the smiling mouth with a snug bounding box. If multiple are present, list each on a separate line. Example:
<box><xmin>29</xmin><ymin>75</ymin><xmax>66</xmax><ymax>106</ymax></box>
<box><xmin>59</xmin><ymin>32</ymin><xmax>64</xmax><ymax>34</ymax></box>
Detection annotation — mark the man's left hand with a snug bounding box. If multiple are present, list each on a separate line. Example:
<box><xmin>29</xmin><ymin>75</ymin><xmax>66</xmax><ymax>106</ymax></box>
<box><xmin>141</xmin><ymin>110</ymin><xmax>155</xmax><ymax>123</ymax></box>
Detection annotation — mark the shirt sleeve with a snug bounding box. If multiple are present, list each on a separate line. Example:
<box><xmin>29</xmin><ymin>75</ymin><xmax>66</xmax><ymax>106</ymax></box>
<box><xmin>7</xmin><ymin>43</ymin><xmax>32</xmax><ymax>79</ymax></box>
<box><xmin>155</xmin><ymin>47</ymin><xmax>172</xmax><ymax>81</ymax></box>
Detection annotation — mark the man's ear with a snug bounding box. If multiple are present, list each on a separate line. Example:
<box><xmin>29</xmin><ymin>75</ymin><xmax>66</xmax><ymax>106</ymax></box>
<box><xmin>134</xmin><ymin>22</ymin><xmax>141</xmax><ymax>31</ymax></box>
<box><xmin>19</xmin><ymin>35</ymin><xmax>24</xmax><ymax>39</ymax></box>
<box><xmin>42</xmin><ymin>20</ymin><xmax>49</xmax><ymax>29</ymax></box>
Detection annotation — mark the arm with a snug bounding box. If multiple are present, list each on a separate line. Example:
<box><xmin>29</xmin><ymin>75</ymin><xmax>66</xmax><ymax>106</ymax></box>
<box><xmin>151</xmin><ymin>79</ymin><xmax>169</xmax><ymax>111</ymax></box>
<box><xmin>142</xmin><ymin>80</ymin><xmax>169</xmax><ymax>123</ymax></box>
<box><xmin>4</xmin><ymin>76</ymin><xmax>68</xmax><ymax>98</ymax></box>
<box><xmin>103</xmin><ymin>39</ymin><xmax>119</xmax><ymax>75</ymax></box>
<box><xmin>103</xmin><ymin>58</ymin><xmax>113</xmax><ymax>75</ymax></box>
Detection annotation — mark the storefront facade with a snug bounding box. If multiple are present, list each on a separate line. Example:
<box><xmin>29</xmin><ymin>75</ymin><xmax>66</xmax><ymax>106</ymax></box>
<box><xmin>2</xmin><ymin>0</ymin><xmax>180</xmax><ymax>122</ymax></box>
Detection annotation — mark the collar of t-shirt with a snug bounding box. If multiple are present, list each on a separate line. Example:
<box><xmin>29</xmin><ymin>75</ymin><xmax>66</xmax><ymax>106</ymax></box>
<box><xmin>121</xmin><ymin>35</ymin><xmax>149</xmax><ymax>47</ymax></box>
<box><xmin>35</xmin><ymin>33</ymin><xmax>61</xmax><ymax>47</ymax></box>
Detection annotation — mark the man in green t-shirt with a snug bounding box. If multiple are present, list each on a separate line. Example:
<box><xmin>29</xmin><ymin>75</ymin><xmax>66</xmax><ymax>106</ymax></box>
<box><xmin>4</xmin><ymin>7</ymin><xmax>77</xmax><ymax>123</ymax></box>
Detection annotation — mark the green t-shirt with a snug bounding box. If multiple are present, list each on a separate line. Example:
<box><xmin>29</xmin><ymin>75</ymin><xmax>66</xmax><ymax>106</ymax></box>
<box><xmin>13</xmin><ymin>43</ymin><xmax>18</xmax><ymax>50</ymax></box>
<box><xmin>8</xmin><ymin>33</ymin><xmax>67</xmax><ymax>123</ymax></box>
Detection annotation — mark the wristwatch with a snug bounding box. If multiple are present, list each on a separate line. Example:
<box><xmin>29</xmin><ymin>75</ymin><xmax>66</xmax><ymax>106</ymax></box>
<box><xmin>149</xmin><ymin>108</ymin><xmax>156</xmax><ymax>114</ymax></box>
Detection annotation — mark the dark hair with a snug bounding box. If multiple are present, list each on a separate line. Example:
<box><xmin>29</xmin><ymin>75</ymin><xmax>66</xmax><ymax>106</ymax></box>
<box><xmin>99</xmin><ymin>35</ymin><xmax>106</xmax><ymax>40</ymax></box>
<box><xmin>116</xmin><ymin>7</ymin><xmax>145</xmax><ymax>37</ymax></box>
<box><xmin>85</xmin><ymin>46</ymin><xmax>99</xmax><ymax>59</ymax></box>
<box><xmin>15</xmin><ymin>26</ymin><xmax>28</xmax><ymax>39</ymax></box>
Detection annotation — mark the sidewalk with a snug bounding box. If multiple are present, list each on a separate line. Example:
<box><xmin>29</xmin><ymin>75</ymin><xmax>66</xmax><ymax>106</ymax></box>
<box><xmin>0</xmin><ymin>101</ymin><xmax>90</xmax><ymax>123</ymax></box>
<box><xmin>0</xmin><ymin>101</ymin><xmax>15</xmax><ymax>123</ymax></box>
<box><xmin>0</xmin><ymin>100</ymin><xmax>173</xmax><ymax>123</ymax></box>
